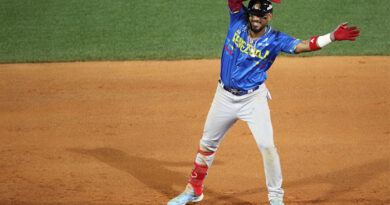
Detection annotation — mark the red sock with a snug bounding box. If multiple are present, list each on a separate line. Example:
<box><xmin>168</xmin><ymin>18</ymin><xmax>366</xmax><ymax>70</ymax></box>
<box><xmin>188</xmin><ymin>162</ymin><xmax>208</xmax><ymax>196</ymax></box>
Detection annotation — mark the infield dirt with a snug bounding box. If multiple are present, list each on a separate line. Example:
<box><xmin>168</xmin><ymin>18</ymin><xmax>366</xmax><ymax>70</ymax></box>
<box><xmin>0</xmin><ymin>57</ymin><xmax>389</xmax><ymax>205</ymax></box>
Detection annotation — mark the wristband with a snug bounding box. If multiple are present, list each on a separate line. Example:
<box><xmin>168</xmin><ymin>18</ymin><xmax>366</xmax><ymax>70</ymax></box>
<box><xmin>317</xmin><ymin>33</ymin><xmax>333</xmax><ymax>47</ymax></box>
<box><xmin>310</xmin><ymin>33</ymin><xmax>333</xmax><ymax>51</ymax></box>
<box><xmin>309</xmin><ymin>36</ymin><xmax>320</xmax><ymax>51</ymax></box>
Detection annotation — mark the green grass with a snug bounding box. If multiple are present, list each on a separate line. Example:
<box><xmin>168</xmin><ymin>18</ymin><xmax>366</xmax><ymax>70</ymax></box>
<box><xmin>271</xmin><ymin>0</ymin><xmax>390</xmax><ymax>56</ymax></box>
<box><xmin>0</xmin><ymin>0</ymin><xmax>389</xmax><ymax>63</ymax></box>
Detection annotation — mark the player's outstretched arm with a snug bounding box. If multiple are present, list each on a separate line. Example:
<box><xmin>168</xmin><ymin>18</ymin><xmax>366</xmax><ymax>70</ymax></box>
<box><xmin>295</xmin><ymin>22</ymin><xmax>360</xmax><ymax>54</ymax></box>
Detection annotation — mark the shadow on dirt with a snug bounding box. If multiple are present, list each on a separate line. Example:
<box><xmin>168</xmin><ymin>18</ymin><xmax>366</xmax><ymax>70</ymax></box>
<box><xmin>68</xmin><ymin>147</ymin><xmax>389</xmax><ymax>204</ymax></box>
<box><xmin>235</xmin><ymin>158</ymin><xmax>390</xmax><ymax>204</ymax></box>
<box><xmin>68</xmin><ymin>147</ymin><xmax>253</xmax><ymax>204</ymax></box>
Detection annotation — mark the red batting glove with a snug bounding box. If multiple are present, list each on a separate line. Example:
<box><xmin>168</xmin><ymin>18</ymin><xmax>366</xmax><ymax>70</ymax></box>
<box><xmin>331</xmin><ymin>22</ymin><xmax>360</xmax><ymax>41</ymax></box>
<box><xmin>228</xmin><ymin>0</ymin><xmax>247</xmax><ymax>12</ymax></box>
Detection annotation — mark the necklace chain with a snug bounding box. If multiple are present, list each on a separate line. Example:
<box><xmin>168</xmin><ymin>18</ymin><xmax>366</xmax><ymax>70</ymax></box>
<box><xmin>248</xmin><ymin>35</ymin><xmax>259</xmax><ymax>45</ymax></box>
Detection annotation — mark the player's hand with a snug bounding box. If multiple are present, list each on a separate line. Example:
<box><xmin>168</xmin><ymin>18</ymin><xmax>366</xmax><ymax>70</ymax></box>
<box><xmin>331</xmin><ymin>22</ymin><xmax>360</xmax><ymax>41</ymax></box>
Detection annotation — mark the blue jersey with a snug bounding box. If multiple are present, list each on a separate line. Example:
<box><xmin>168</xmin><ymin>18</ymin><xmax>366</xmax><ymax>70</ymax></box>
<box><xmin>220</xmin><ymin>7</ymin><xmax>301</xmax><ymax>90</ymax></box>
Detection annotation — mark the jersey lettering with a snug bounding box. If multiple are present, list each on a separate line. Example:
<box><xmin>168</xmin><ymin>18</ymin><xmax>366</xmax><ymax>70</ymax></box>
<box><xmin>232</xmin><ymin>29</ymin><xmax>270</xmax><ymax>59</ymax></box>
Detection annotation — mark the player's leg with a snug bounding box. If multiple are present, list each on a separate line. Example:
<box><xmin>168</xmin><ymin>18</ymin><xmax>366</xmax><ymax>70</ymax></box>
<box><xmin>189</xmin><ymin>84</ymin><xmax>239</xmax><ymax>191</ymax></box>
<box><xmin>167</xmin><ymin>146</ymin><xmax>212</xmax><ymax>205</ymax></box>
<box><xmin>168</xmin><ymin>85</ymin><xmax>238</xmax><ymax>205</ymax></box>
<box><xmin>199</xmin><ymin>85</ymin><xmax>239</xmax><ymax>152</ymax></box>
<box><xmin>239</xmin><ymin>85</ymin><xmax>284</xmax><ymax>203</ymax></box>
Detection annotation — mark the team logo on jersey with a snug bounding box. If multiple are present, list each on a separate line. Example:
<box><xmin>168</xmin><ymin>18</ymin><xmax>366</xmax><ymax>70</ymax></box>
<box><xmin>240</xmin><ymin>25</ymin><xmax>247</xmax><ymax>33</ymax></box>
<box><xmin>258</xmin><ymin>37</ymin><xmax>270</xmax><ymax>46</ymax></box>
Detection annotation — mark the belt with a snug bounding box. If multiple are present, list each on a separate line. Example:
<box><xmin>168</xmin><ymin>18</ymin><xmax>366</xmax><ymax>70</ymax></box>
<box><xmin>218</xmin><ymin>80</ymin><xmax>259</xmax><ymax>96</ymax></box>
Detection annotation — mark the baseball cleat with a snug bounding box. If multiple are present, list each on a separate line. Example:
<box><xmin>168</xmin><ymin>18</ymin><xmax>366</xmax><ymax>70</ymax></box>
<box><xmin>167</xmin><ymin>192</ymin><xmax>204</xmax><ymax>205</ymax></box>
<box><xmin>270</xmin><ymin>198</ymin><xmax>284</xmax><ymax>205</ymax></box>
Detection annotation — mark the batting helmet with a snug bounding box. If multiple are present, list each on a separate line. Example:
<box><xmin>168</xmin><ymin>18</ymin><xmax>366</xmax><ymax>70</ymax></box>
<box><xmin>247</xmin><ymin>0</ymin><xmax>274</xmax><ymax>18</ymax></box>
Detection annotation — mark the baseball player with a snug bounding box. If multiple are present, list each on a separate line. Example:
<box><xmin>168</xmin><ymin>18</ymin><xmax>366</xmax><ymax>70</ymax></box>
<box><xmin>167</xmin><ymin>0</ymin><xmax>360</xmax><ymax>205</ymax></box>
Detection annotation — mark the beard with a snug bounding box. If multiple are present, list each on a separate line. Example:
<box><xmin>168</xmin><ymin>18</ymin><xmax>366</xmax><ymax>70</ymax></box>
<box><xmin>249</xmin><ymin>21</ymin><xmax>265</xmax><ymax>33</ymax></box>
<box><xmin>248</xmin><ymin>21</ymin><xmax>267</xmax><ymax>33</ymax></box>
<box><xmin>251</xmin><ymin>25</ymin><xmax>263</xmax><ymax>33</ymax></box>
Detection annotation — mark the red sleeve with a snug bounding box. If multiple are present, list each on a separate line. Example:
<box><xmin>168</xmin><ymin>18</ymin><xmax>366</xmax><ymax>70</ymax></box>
<box><xmin>228</xmin><ymin>0</ymin><xmax>246</xmax><ymax>12</ymax></box>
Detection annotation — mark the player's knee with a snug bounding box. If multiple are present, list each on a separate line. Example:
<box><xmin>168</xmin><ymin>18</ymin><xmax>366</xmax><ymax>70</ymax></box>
<box><xmin>259</xmin><ymin>146</ymin><xmax>279</xmax><ymax>162</ymax></box>
<box><xmin>199</xmin><ymin>144</ymin><xmax>214</xmax><ymax>153</ymax></box>
<box><xmin>260</xmin><ymin>146</ymin><xmax>276</xmax><ymax>153</ymax></box>
<box><xmin>199</xmin><ymin>140</ymin><xmax>218</xmax><ymax>152</ymax></box>
<box><xmin>257</xmin><ymin>141</ymin><xmax>275</xmax><ymax>151</ymax></box>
